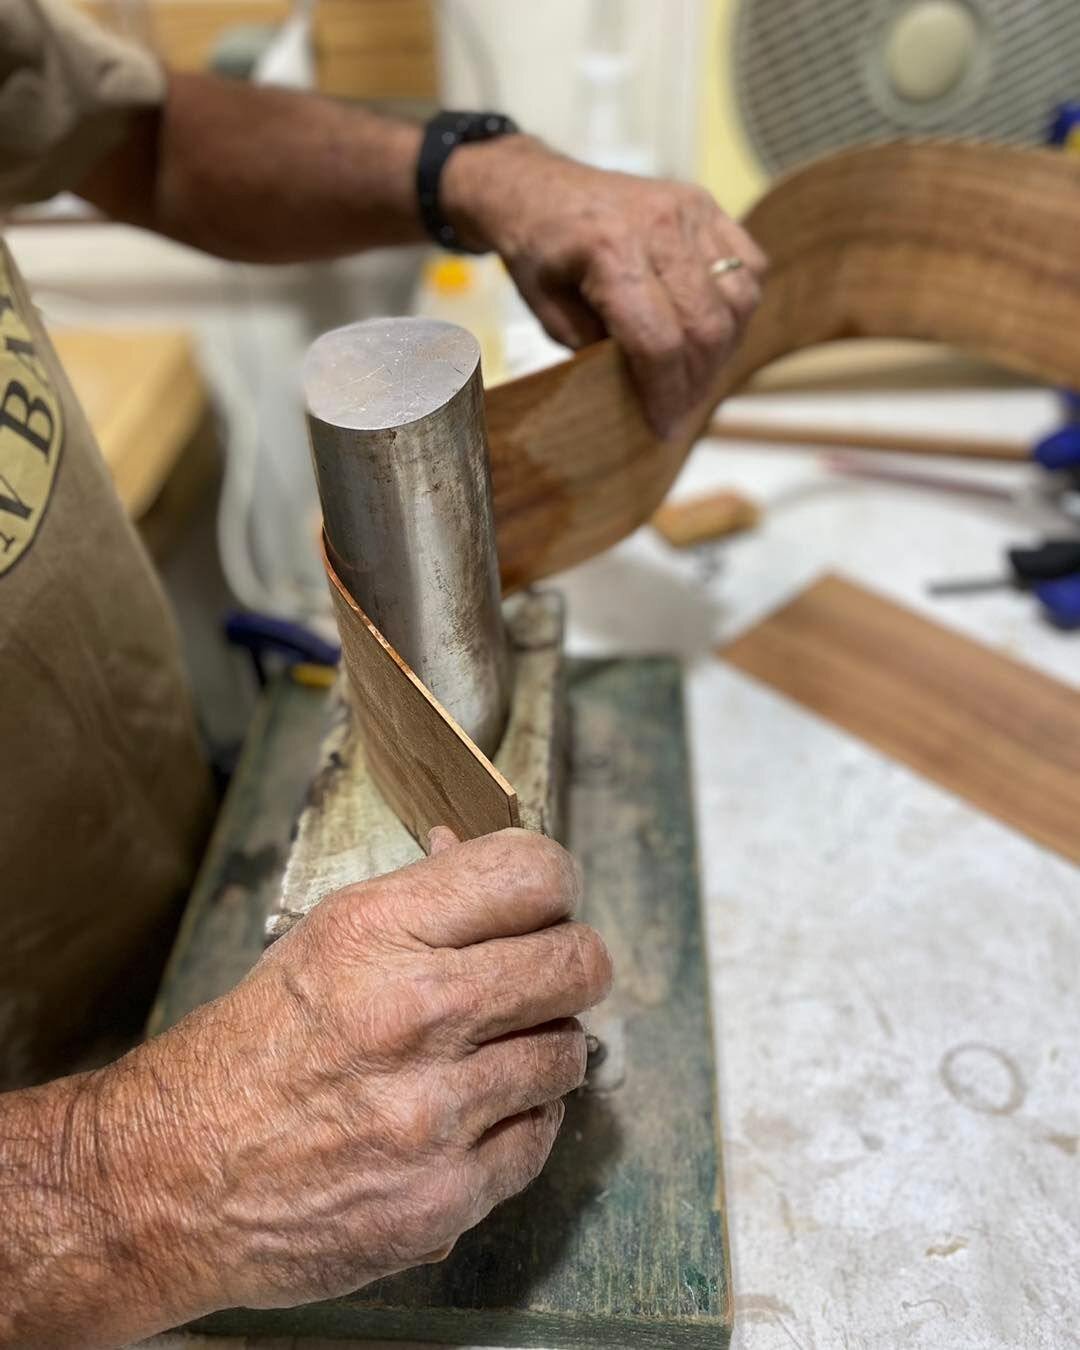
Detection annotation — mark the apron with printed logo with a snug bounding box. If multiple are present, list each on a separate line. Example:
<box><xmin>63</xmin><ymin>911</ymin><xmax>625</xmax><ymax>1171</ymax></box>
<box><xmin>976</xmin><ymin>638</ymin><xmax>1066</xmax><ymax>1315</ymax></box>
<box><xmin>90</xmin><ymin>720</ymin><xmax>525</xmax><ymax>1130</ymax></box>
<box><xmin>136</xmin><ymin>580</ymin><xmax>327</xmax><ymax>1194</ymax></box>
<box><xmin>0</xmin><ymin>242</ymin><xmax>212</xmax><ymax>1087</ymax></box>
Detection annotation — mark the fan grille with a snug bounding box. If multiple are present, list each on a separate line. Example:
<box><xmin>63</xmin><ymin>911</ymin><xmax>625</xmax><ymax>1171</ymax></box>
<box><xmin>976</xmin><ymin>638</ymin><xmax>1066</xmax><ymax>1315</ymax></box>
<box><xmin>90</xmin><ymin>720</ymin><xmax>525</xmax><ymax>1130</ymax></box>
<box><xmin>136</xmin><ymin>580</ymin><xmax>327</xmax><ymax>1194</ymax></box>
<box><xmin>734</xmin><ymin>0</ymin><xmax>1080</xmax><ymax>174</ymax></box>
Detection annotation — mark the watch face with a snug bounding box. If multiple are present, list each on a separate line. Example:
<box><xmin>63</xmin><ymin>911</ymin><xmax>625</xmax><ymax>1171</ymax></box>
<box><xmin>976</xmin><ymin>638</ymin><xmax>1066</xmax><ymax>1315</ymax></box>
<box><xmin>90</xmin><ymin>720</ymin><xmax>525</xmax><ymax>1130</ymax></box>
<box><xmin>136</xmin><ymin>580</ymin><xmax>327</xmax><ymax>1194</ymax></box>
<box><xmin>479</xmin><ymin>113</ymin><xmax>519</xmax><ymax>138</ymax></box>
<box><xmin>448</xmin><ymin>112</ymin><xmax>519</xmax><ymax>143</ymax></box>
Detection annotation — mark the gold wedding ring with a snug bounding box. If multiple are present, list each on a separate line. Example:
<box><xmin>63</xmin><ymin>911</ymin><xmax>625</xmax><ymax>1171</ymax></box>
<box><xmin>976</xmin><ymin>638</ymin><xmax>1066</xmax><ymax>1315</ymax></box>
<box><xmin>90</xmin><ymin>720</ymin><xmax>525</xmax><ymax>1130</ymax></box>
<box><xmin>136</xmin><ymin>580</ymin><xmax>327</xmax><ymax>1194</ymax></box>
<box><xmin>710</xmin><ymin>257</ymin><xmax>745</xmax><ymax>278</ymax></box>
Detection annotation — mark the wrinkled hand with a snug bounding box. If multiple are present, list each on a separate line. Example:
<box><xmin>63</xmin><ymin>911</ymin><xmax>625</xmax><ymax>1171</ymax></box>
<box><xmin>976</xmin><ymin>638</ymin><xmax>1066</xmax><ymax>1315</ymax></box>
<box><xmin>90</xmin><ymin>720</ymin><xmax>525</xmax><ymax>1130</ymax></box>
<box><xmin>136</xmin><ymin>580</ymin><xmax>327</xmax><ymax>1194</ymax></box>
<box><xmin>444</xmin><ymin>137</ymin><xmax>767</xmax><ymax>435</ymax></box>
<box><xmin>103</xmin><ymin>829</ymin><xmax>611</xmax><ymax>1321</ymax></box>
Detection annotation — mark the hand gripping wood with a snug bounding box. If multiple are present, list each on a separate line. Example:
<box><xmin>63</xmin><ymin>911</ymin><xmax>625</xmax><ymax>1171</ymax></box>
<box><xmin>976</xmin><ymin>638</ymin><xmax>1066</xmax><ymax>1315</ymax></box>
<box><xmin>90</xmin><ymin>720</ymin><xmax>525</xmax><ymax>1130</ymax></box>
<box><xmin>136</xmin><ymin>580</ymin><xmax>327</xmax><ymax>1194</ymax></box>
<box><xmin>331</xmin><ymin>140</ymin><xmax>1080</xmax><ymax>841</ymax></box>
<box><xmin>486</xmin><ymin>140</ymin><xmax>1080</xmax><ymax>592</ymax></box>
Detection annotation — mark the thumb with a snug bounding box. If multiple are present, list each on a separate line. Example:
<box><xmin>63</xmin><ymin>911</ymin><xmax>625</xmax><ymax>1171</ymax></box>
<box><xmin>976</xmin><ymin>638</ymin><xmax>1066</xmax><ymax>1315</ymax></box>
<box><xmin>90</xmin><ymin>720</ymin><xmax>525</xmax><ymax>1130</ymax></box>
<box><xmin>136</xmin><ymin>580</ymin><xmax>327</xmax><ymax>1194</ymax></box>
<box><xmin>427</xmin><ymin>826</ymin><xmax>461</xmax><ymax>856</ymax></box>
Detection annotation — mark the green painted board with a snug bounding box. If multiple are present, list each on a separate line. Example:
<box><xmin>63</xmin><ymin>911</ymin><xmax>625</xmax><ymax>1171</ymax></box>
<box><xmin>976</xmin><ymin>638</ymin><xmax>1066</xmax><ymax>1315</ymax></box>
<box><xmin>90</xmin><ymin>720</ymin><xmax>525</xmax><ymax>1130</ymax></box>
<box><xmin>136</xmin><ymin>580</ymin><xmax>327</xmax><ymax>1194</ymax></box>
<box><xmin>155</xmin><ymin>660</ymin><xmax>730</xmax><ymax>1347</ymax></box>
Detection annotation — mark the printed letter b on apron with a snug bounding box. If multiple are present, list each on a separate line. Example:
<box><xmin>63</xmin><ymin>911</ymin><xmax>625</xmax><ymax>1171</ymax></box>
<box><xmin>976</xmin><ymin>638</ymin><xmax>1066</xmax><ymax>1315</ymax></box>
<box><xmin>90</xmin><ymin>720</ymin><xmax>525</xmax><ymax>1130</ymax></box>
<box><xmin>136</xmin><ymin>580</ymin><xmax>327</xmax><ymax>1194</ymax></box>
<box><xmin>0</xmin><ymin>253</ymin><xmax>63</xmax><ymax>574</ymax></box>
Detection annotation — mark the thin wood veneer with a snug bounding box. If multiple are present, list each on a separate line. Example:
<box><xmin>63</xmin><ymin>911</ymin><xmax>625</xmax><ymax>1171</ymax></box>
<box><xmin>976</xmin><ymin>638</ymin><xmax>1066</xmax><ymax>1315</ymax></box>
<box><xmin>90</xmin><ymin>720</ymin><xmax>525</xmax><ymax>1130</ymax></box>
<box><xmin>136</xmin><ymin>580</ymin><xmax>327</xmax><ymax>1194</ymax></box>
<box><xmin>721</xmin><ymin>575</ymin><xmax>1080</xmax><ymax>866</ymax></box>
<box><xmin>326</xmin><ymin>549</ymin><xmax>519</xmax><ymax>843</ymax></box>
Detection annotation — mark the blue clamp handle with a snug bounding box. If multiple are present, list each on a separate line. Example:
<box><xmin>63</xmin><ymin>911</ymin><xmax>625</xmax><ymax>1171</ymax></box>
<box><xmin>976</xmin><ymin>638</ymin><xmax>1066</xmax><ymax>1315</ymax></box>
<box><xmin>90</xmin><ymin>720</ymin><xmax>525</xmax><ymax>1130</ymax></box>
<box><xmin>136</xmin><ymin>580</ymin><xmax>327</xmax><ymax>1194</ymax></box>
<box><xmin>224</xmin><ymin>610</ymin><xmax>340</xmax><ymax>686</ymax></box>
<box><xmin>1032</xmin><ymin>574</ymin><xmax>1080</xmax><ymax>630</ymax></box>
<box><xmin>1033</xmin><ymin>423</ymin><xmax>1080</xmax><ymax>472</ymax></box>
<box><xmin>1049</xmin><ymin>100</ymin><xmax>1080</xmax><ymax>147</ymax></box>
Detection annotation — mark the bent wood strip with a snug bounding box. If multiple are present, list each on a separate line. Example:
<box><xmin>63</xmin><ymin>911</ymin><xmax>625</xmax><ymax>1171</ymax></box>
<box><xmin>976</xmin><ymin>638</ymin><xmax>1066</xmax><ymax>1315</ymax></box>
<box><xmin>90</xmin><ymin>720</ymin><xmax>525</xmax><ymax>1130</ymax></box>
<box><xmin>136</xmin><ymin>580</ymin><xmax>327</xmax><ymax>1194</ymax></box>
<box><xmin>487</xmin><ymin>141</ymin><xmax>1080</xmax><ymax>592</ymax></box>
<box><xmin>326</xmin><ymin>548</ymin><xmax>519</xmax><ymax>843</ymax></box>
<box><xmin>721</xmin><ymin>574</ymin><xmax>1080</xmax><ymax>866</ymax></box>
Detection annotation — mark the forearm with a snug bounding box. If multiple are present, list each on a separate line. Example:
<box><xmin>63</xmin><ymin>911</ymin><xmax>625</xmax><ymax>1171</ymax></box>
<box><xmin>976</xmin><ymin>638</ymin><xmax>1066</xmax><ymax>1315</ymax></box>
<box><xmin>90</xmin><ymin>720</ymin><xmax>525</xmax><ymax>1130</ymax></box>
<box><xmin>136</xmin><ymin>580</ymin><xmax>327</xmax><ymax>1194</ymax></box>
<box><xmin>77</xmin><ymin>70</ymin><xmax>430</xmax><ymax>262</ymax></box>
<box><xmin>0</xmin><ymin>1052</ymin><xmax>208</xmax><ymax>1348</ymax></box>
<box><xmin>72</xmin><ymin>62</ymin><xmax>766</xmax><ymax>433</ymax></box>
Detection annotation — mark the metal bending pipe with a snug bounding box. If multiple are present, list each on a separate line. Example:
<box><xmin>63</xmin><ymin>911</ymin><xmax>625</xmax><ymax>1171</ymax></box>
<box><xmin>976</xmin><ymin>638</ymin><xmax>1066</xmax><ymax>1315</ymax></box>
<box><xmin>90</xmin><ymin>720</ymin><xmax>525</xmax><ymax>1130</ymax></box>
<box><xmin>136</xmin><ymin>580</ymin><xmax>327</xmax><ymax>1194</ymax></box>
<box><xmin>303</xmin><ymin>317</ymin><xmax>510</xmax><ymax>756</ymax></box>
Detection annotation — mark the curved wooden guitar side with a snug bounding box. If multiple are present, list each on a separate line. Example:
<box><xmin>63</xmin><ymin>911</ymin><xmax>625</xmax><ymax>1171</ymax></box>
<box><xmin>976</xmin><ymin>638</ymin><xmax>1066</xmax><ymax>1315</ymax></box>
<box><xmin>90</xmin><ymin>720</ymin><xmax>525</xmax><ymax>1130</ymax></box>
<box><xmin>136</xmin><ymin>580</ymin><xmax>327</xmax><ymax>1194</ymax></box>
<box><xmin>486</xmin><ymin>140</ymin><xmax>1080</xmax><ymax>592</ymax></box>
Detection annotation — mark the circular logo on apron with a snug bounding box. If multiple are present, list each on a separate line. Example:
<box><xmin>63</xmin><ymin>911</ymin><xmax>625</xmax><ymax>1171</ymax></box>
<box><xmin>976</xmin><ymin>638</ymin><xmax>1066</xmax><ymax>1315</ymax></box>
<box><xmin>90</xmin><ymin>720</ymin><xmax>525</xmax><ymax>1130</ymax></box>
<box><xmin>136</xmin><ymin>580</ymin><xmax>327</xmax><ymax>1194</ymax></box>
<box><xmin>0</xmin><ymin>253</ymin><xmax>63</xmax><ymax>575</ymax></box>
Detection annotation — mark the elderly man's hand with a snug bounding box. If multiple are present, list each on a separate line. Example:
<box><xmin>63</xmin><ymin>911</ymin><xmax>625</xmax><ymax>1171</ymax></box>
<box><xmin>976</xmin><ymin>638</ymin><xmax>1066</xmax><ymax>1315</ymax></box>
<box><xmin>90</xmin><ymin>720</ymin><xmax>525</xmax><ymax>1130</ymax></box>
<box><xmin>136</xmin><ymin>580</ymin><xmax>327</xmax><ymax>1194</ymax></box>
<box><xmin>89</xmin><ymin>830</ymin><xmax>610</xmax><ymax>1327</ymax></box>
<box><xmin>444</xmin><ymin>137</ymin><xmax>767</xmax><ymax>435</ymax></box>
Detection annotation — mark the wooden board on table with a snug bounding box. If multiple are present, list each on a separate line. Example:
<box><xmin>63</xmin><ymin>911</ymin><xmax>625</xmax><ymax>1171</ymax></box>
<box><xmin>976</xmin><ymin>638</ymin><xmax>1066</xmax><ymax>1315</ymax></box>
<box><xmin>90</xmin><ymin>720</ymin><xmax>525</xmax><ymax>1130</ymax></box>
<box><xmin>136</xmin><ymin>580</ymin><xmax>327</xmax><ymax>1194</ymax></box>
<box><xmin>51</xmin><ymin>328</ymin><xmax>206</xmax><ymax>519</ymax></box>
<box><xmin>721</xmin><ymin>574</ymin><xmax>1080</xmax><ymax>866</ymax></box>
<box><xmin>326</xmin><ymin>550</ymin><xmax>520</xmax><ymax>844</ymax></box>
<box><xmin>485</xmin><ymin>141</ymin><xmax>1080</xmax><ymax>594</ymax></box>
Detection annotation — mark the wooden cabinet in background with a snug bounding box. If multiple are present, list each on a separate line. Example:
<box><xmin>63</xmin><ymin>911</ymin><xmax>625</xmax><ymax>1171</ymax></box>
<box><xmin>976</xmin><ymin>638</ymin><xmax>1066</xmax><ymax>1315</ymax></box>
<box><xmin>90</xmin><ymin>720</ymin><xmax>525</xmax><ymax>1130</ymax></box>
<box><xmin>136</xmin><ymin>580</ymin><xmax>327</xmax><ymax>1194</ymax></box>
<box><xmin>76</xmin><ymin>0</ymin><xmax>438</xmax><ymax>102</ymax></box>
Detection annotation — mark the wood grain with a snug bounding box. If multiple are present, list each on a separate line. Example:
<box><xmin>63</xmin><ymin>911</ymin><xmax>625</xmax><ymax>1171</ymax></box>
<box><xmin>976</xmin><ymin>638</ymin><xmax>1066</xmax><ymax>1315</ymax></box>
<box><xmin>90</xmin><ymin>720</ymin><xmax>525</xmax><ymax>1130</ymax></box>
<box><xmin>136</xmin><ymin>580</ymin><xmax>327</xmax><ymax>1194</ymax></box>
<box><xmin>721</xmin><ymin>574</ymin><xmax>1080</xmax><ymax>866</ymax></box>
<box><xmin>487</xmin><ymin>141</ymin><xmax>1080</xmax><ymax>592</ymax></box>
<box><xmin>325</xmin><ymin>547</ymin><xmax>519</xmax><ymax>844</ymax></box>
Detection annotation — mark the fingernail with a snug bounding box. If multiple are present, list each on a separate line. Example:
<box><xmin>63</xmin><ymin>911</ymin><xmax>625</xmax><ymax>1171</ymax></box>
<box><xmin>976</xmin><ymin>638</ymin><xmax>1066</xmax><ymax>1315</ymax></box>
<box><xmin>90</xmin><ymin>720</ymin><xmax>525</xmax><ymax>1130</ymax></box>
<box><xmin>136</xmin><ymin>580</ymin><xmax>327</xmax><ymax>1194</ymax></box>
<box><xmin>427</xmin><ymin>825</ymin><xmax>461</xmax><ymax>856</ymax></box>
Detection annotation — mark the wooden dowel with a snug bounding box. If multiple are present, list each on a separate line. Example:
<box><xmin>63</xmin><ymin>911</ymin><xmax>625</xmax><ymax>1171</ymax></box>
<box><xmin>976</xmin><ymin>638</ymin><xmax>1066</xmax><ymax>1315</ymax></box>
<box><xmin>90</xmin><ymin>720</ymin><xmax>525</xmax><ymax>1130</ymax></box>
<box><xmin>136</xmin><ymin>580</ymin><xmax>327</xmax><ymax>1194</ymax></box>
<box><xmin>651</xmin><ymin>490</ymin><xmax>761</xmax><ymax>548</ymax></box>
<box><xmin>706</xmin><ymin>417</ymin><xmax>1032</xmax><ymax>463</ymax></box>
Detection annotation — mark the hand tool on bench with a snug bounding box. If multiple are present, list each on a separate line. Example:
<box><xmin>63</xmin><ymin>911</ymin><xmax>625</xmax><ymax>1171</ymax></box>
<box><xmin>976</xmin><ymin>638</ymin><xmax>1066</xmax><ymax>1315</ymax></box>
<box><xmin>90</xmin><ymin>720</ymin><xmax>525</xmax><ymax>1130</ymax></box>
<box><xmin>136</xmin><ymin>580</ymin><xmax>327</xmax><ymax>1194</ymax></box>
<box><xmin>929</xmin><ymin>538</ymin><xmax>1080</xmax><ymax>628</ymax></box>
<box><xmin>929</xmin><ymin>539</ymin><xmax>1080</xmax><ymax>596</ymax></box>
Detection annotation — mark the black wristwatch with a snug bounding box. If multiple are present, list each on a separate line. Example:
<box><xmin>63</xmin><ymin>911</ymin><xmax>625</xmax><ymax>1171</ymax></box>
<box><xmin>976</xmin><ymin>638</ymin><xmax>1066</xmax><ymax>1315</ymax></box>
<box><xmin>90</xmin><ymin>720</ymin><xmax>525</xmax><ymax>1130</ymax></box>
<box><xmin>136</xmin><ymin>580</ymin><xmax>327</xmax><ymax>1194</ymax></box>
<box><xmin>416</xmin><ymin>110</ymin><xmax>520</xmax><ymax>254</ymax></box>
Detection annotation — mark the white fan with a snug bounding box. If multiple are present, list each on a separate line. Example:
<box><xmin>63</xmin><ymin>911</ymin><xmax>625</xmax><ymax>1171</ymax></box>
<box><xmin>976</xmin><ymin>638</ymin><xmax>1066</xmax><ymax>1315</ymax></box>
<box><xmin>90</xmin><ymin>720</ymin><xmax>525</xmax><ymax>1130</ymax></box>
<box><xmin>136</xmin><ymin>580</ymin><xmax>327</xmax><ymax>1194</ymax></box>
<box><xmin>701</xmin><ymin>0</ymin><xmax>1080</xmax><ymax>213</ymax></box>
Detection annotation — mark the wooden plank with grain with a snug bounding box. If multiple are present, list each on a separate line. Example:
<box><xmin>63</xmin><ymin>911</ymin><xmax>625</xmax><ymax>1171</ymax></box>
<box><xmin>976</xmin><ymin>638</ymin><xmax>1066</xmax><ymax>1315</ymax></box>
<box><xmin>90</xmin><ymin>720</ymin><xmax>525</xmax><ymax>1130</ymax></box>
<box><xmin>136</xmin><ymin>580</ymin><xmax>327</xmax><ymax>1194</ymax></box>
<box><xmin>486</xmin><ymin>141</ymin><xmax>1080</xmax><ymax>593</ymax></box>
<box><xmin>721</xmin><ymin>574</ymin><xmax>1080</xmax><ymax>866</ymax></box>
<box><xmin>326</xmin><ymin>548</ymin><xmax>519</xmax><ymax>844</ymax></box>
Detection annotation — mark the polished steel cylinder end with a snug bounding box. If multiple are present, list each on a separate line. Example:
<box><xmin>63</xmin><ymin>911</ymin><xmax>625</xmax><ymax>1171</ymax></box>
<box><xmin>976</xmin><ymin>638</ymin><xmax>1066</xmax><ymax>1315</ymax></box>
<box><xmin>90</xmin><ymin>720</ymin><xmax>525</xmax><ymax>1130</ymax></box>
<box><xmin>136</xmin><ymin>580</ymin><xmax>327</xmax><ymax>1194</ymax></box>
<box><xmin>303</xmin><ymin>317</ymin><xmax>510</xmax><ymax>756</ymax></box>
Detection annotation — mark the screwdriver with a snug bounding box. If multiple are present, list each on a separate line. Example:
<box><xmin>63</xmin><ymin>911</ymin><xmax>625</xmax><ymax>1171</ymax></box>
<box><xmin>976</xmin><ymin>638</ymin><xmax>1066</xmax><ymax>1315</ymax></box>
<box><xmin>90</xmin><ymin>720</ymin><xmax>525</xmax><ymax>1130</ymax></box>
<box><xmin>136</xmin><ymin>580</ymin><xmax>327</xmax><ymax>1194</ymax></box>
<box><xmin>928</xmin><ymin>538</ymin><xmax>1080</xmax><ymax>630</ymax></box>
<box><xmin>928</xmin><ymin>539</ymin><xmax>1080</xmax><ymax>596</ymax></box>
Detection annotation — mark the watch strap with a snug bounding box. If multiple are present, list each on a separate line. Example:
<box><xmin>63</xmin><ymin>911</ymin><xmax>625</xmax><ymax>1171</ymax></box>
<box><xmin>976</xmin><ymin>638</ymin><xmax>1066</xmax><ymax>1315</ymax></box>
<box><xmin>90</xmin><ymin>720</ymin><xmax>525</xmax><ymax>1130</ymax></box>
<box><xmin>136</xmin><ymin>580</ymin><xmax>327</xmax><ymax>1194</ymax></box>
<box><xmin>417</xmin><ymin>110</ymin><xmax>519</xmax><ymax>254</ymax></box>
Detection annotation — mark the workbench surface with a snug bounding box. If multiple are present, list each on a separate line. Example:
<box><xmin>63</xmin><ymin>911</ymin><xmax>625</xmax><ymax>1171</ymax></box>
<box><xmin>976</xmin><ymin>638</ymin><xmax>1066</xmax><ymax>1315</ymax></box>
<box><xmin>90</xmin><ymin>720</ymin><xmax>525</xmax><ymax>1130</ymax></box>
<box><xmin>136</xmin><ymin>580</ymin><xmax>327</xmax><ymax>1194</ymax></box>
<box><xmin>560</xmin><ymin>382</ymin><xmax>1080</xmax><ymax>1350</ymax></box>
<box><xmin>151</xmin><ymin>379</ymin><xmax>1079</xmax><ymax>1350</ymax></box>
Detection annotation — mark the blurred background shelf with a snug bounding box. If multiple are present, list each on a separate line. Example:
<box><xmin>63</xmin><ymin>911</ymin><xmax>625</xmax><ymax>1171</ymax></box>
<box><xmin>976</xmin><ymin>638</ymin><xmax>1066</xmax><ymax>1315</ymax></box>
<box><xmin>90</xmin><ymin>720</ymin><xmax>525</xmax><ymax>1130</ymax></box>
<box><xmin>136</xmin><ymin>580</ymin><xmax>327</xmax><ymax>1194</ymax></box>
<box><xmin>76</xmin><ymin>0</ymin><xmax>438</xmax><ymax>102</ymax></box>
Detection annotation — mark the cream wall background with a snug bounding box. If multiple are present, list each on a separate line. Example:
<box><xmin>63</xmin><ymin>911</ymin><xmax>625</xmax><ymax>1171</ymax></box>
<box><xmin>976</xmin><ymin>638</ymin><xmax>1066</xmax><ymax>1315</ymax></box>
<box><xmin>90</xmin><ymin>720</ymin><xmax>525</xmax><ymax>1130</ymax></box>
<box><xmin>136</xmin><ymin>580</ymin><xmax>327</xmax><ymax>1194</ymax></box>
<box><xmin>436</xmin><ymin>0</ymin><xmax>704</xmax><ymax>181</ymax></box>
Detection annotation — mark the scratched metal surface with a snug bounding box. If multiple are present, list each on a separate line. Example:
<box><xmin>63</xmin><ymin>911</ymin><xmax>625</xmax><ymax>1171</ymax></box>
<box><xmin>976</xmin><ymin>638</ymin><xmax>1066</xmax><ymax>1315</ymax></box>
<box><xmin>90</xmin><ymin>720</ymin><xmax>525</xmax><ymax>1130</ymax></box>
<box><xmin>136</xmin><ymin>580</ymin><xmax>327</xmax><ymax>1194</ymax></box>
<box><xmin>305</xmin><ymin>318</ymin><xmax>510</xmax><ymax>753</ymax></box>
